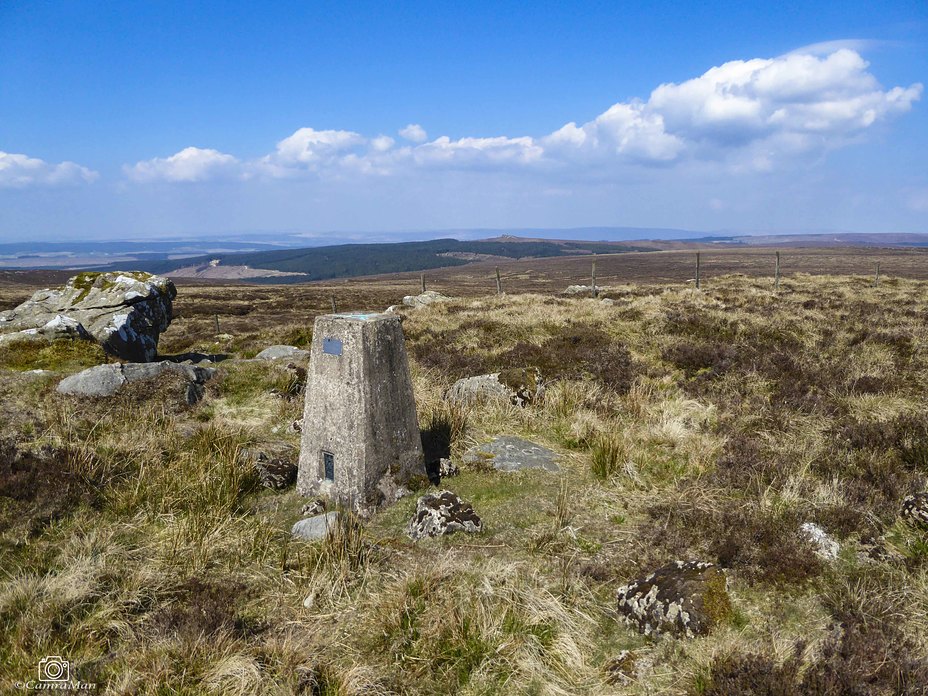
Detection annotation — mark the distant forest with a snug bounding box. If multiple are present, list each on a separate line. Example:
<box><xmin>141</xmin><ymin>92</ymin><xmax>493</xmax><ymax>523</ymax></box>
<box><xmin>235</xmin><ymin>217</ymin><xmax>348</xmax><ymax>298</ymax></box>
<box><xmin>107</xmin><ymin>238</ymin><xmax>655</xmax><ymax>283</ymax></box>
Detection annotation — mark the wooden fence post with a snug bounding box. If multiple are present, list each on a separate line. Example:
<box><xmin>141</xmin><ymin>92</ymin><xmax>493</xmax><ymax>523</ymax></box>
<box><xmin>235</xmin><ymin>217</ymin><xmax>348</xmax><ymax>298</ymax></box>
<box><xmin>330</xmin><ymin>296</ymin><xmax>337</xmax><ymax>314</ymax></box>
<box><xmin>420</xmin><ymin>273</ymin><xmax>426</xmax><ymax>293</ymax></box>
<box><xmin>591</xmin><ymin>260</ymin><xmax>598</xmax><ymax>298</ymax></box>
<box><xmin>495</xmin><ymin>266</ymin><xmax>502</xmax><ymax>295</ymax></box>
<box><xmin>214</xmin><ymin>314</ymin><xmax>220</xmax><ymax>335</ymax></box>
<box><xmin>695</xmin><ymin>252</ymin><xmax>701</xmax><ymax>289</ymax></box>
<box><xmin>874</xmin><ymin>262</ymin><xmax>881</xmax><ymax>287</ymax></box>
<box><xmin>775</xmin><ymin>251</ymin><xmax>780</xmax><ymax>293</ymax></box>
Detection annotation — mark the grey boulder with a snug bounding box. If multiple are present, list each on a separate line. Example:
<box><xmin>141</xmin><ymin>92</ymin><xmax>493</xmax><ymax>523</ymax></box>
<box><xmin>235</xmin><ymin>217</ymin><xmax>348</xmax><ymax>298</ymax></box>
<box><xmin>446</xmin><ymin>367</ymin><xmax>544</xmax><ymax>407</ymax></box>
<box><xmin>463</xmin><ymin>435</ymin><xmax>560</xmax><ymax>473</ymax></box>
<box><xmin>0</xmin><ymin>271</ymin><xmax>175</xmax><ymax>362</ymax></box>
<box><xmin>292</xmin><ymin>512</ymin><xmax>339</xmax><ymax>541</ymax></box>
<box><xmin>57</xmin><ymin>361</ymin><xmax>215</xmax><ymax>402</ymax></box>
<box><xmin>402</xmin><ymin>290</ymin><xmax>451</xmax><ymax>309</ymax></box>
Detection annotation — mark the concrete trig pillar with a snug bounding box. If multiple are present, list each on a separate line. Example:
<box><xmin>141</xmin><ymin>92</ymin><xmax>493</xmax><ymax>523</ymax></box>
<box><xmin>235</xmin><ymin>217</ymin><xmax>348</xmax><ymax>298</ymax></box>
<box><xmin>297</xmin><ymin>312</ymin><xmax>424</xmax><ymax>510</ymax></box>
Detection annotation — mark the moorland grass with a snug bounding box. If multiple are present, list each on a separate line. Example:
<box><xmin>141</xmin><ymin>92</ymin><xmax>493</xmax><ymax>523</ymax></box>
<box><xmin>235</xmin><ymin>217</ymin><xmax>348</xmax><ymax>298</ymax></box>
<box><xmin>2</xmin><ymin>273</ymin><xmax>928</xmax><ymax>693</ymax></box>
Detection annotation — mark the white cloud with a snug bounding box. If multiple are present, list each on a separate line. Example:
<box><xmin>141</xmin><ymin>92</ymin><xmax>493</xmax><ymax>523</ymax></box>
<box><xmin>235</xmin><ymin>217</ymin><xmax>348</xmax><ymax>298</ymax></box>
<box><xmin>123</xmin><ymin>47</ymin><xmax>921</xmax><ymax>183</ymax></box>
<box><xmin>370</xmin><ymin>135</ymin><xmax>395</xmax><ymax>152</ymax></box>
<box><xmin>412</xmin><ymin>135</ymin><xmax>544</xmax><ymax>168</ymax></box>
<box><xmin>399</xmin><ymin>123</ymin><xmax>428</xmax><ymax>143</ymax></box>
<box><xmin>643</xmin><ymin>49</ymin><xmax>920</xmax><ymax>160</ymax></box>
<box><xmin>125</xmin><ymin>146</ymin><xmax>241</xmax><ymax>183</ymax></box>
<box><xmin>272</xmin><ymin>127</ymin><xmax>364</xmax><ymax>164</ymax></box>
<box><xmin>0</xmin><ymin>151</ymin><xmax>97</xmax><ymax>188</ymax></box>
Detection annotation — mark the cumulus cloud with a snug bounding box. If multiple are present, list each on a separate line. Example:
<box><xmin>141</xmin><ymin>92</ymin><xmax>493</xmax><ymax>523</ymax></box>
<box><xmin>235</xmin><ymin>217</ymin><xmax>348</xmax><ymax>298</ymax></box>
<box><xmin>125</xmin><ymin>146</ymin><xmax>241</xmax><ymax>183</ymax></box>
<box><xmin>125</xmin><ymin>47</ymin><xmax>920</xmax><ymax>183</ymax></box>
<box><xmin>0</xmin><ymin>151</ymin><xmax>98</xmax><ymax>188</ymax></box>
<box><xmin>399</xmin><ymin>123</ymin><xmax>428</xmax><ymax>143</ymax></box>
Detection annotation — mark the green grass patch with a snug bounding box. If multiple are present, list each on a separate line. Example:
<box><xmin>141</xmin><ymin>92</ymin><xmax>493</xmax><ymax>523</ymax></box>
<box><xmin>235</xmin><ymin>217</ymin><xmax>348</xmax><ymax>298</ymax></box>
<box><xmin>0</xmin><ymin>338</ymin><xmax>107</xmax><ymax>372</ymax></box>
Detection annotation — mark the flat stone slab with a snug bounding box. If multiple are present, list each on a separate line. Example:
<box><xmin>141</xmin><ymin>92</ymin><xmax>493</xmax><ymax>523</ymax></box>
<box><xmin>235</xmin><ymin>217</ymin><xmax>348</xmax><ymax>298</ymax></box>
<box><xmin>463</xmin><ymin>436</ymin><xmax>561</xmax><ymax>473</ymax></box>
<box><xmin>291</xmin><ymin>511</ymin><xmax>339</xmax><ymax>541</ymax></box>
<box><xmin>256</xmin><ymin>345</ymin><xmax>309</xmax><ymax>360</ymax></box>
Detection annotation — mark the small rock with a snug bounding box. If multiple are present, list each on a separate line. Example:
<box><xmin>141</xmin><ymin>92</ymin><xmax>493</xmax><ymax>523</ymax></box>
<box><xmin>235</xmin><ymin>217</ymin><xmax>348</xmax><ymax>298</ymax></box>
<box><xmin>438</xmin><ymin>458</ymin><xmax>459</xmax><ymax>478</ymax></box>
<box><xmin>256</xmin><ymin>345</ymin><xmax>310</xmax><ymax>361</ymax></box>
<box><xmin>563</xmin><ymin>284</ymin><xmax>609</xmax><ymax>296</ymax></box>
<box><xmin>901</xmin><ymin>492</ymin><xmax>928</xmax><ymax>528</ymax></box>
<box><xmin>289</xmin><ymin>418</ymin><xmax>304</xmax><ymax>433</ymax></box>
<box><xmin>292</xmin><ymin>511</ymin><xmax>339</xmax><ymax>541</ymax></box>
<box><xmin>601</xmin><ymin>298</ymin><xmax>615</xmax><ymax>306</ymax></box>
<box><xmin>463</xmin><ymin>436</ymin><xmax>560</xmax><ymax>473</ymax></box>
<box><xmin>402</xmin><ymin>290</ymin><xmax>451</xmax><ymax>309</ymax></box>
<box><xmin>255</xmin><ymin>458</ymin><xmax>298</xmax><ymax>490</ymax></box>
<box><xmin>300</xmin><ymin>499</ymin><xmax>326</xmax><ymax>516</ymax></box>
<box><xmin>616</xmin><ymin>560</ymin><xmax>732</xmax><ymax>638</ymax></box>
<box><xmin>604</xmin><ymin>650</ymin><xmax>638</xmax><ymax>685</ymax></box>
<box><xmin>408</xmin><ymin>490</ymin><xmax>482</xmax><ymax>540</ymax></box>
<box><xmin>799</xmin><ymin>522</ymin><xmax>840</xmax><ymax>560</ymax></box>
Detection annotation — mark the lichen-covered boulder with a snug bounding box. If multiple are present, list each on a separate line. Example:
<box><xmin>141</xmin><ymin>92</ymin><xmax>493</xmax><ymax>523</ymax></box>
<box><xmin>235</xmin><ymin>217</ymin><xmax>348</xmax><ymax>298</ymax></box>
<box><xmin>407</xmin><ymin>490</ymin><xmax>482</xmax><ymax>540</ymax></box>
<box><xmin>901</xmin><ymin>492</ymin><xmax>928</xmax><ymax>528</ymax></box>
<box><xmin>446</xmin><ymin>367</ymin><xmax>544</xmax><ymax>407</ymax></box>
<box><xmin>616</xmin><ymin>560</ymin><xmax>732</xmax><ymax>638</ymax></box>
<box><xmin>0</xmin><ymin>271</ymin><xmax>176</xmax><ymax>362</ymax></box>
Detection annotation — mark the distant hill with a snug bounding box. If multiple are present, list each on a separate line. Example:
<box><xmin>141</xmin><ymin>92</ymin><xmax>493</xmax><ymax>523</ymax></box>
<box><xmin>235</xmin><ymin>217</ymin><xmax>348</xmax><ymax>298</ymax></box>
<box><xmin>98</xmin><ymin>238</ymin><xmax>659</xmax><ymax>283</ymax></box>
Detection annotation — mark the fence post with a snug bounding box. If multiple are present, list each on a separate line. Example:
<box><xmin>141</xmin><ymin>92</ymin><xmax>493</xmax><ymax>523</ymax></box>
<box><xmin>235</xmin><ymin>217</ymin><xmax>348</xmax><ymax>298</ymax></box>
<box><xmin>330</xmin><ymin>296</ymin><xmax>337</xmax><ymax>314</ymax></box>
<box><xmin>214</xmin><ymin>314</ymin><xmax>220</xmax><ymax>335</ymax></box>
<box><xmin>775</xmin><ymin>251</ymin><xmax>780</xmax><ymax>293</ymax></box>
<box><xmin>874</xmin><ymin>262</ymin><xmax>881</xmax><ymax>287</ymax></box>
<box><xmin>495</xmin><ymin>266</ymin><xmax>502</xmax><ymax>295</ymax></box>
<box><xmin>695</xmin><ymin>252</ymin><xmax>701</xmax><ymax>290</ymax></box>
<box><xmin>591</xmin><ymin>260</ymin><xmax>598</xmax><ymax>298</ymax></box>
<box><xmin>420</xmin><ymin>273</ymin><xmax>426</xmax><ymax>293</ymax></box>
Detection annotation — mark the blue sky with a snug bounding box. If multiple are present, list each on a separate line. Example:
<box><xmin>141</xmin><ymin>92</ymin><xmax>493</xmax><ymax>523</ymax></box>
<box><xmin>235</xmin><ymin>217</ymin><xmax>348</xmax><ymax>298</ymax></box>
<box><xmin>1</xmin><ymin>1</ymin><xmax>926</xmax><ymax>241</ymax></box>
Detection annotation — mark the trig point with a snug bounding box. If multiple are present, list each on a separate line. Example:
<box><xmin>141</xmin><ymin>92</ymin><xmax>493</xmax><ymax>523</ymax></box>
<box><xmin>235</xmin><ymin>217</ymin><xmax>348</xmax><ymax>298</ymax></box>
<box><xmin>297</xmin><ymin>312</ymin><xmax>424</xmax><ymax>510</ymax></box>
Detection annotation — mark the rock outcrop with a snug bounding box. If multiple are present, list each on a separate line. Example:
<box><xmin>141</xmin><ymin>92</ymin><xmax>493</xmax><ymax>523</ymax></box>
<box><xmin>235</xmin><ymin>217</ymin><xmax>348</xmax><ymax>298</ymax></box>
<box><xmin>407</xmin><ymin>490</ymin><xmax>482</xmax><ymax>540</ymax></box>
<box><xmin>463</xmin><ymin>436</ymin><xmax>561</xmax><ymax>473</ymax></box>
<box><xmin>616</xmin><ymin>560</ymin><xmax>732</xmax><ymax>638</ymax></box>
<box><xmin>402</xmin><ymin>290</ymin><xmax>451</xmax><ymax>309</ymax></box>
<box><xmin>0</xmin><ymin>272</ymin><xmax>176</xmax><ymax>362</ymax></box>
<box><xmin>57</xmin><ymin>361</ymin><xmax>215</xmax><ymax>402</ymax></box>
<box><xmin>446</xmin><ymin>367</ymin><xmax>544</xmax><ymax>407</ymax></box>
